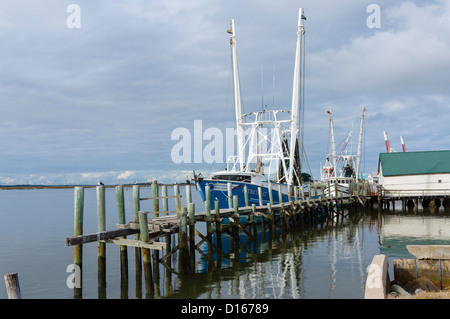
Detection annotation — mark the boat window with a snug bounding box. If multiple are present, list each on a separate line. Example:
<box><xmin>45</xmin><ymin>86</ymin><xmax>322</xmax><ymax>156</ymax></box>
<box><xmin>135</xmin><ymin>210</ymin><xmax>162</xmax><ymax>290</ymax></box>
<box><xmin>214</xmin><ymin>175</ymin><xmax>251</xmax><ymax>182</ymax></box>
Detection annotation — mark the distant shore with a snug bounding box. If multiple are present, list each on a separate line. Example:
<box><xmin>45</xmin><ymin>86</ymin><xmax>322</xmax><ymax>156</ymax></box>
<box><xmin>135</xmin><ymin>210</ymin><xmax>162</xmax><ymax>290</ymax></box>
<box><xmin>0</xmin><ymin>182</ymin><xmax>190</xmax><ymax>190</ymax></box>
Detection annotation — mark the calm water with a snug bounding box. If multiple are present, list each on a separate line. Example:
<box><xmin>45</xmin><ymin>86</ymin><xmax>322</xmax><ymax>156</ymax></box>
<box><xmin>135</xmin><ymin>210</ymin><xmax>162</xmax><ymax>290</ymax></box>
<box><xmin>0</xmin><ymin>187</ymin><xmax>449</xmax><ymax>299</ymax></box>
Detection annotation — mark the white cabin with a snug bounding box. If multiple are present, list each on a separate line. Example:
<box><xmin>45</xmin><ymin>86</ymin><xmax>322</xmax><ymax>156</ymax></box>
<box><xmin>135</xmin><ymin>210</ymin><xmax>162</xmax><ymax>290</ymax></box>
<box><xmin>378</xmin><ymin>150</ymin><xmax>450</xmax><ymax>197</ymax></box>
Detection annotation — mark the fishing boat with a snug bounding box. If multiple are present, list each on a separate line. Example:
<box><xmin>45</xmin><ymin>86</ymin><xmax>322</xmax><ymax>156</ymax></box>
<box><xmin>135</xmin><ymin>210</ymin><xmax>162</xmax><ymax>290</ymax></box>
<box><xmin>194</xmin><ymin>9</ymin><xmax>308</xmax><ymax>209</ymax></box>
<box><xmin>321</xmin><ymin>107</ymin><xmax>366</xmax><ymax>198</ymax></box>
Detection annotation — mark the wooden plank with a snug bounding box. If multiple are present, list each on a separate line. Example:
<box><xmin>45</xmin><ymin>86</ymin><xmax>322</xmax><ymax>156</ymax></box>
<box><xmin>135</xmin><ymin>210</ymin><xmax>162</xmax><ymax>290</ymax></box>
<box><xmin>101</xmin><ymin>238</ymin><xmax>167</xmax><ymax>250</ymax></box>
<box><xmin>139</xmin><ymin>210</ymin><xmax>178</xmax><ymax>215</ymax></box>
<box><xmin>140</xmin><ymin>195</ymin><xmax>180</xmax><ymax>200</ymax></box>
<box><xmin>66</xmin><ymin>228</ymin><xmax>139</xmax><ymax>246</ymax></box>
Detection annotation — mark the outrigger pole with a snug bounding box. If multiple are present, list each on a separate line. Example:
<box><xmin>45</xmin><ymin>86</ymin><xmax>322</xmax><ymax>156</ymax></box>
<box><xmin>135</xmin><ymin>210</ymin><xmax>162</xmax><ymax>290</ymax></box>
<box><xmin>228</xmin><ymin>20</ymin><xmax>245</xmax><ymax>172</ymax></box>
<box><xmin>288</xmin><ymin>8</ymin><xmax>306</xmax><ymax>185</ymax></box>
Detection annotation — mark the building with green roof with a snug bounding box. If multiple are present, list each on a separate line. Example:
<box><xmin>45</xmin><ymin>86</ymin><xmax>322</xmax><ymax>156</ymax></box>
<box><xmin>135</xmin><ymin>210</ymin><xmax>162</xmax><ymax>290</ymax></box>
<box><xmin>378</xmin><ymin>151</ymin><xmax>450</xmax><ymax>198</ymax></box>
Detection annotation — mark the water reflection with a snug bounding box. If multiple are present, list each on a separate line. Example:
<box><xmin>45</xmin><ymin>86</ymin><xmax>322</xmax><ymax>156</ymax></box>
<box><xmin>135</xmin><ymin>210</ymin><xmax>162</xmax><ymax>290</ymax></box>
<box><xmin>143</xmin><ymin>208</ymin><xmax>379</xmax><ymax>299</ymax></box>
<box><xmin>81</xmin><ymin>202</ymin><xmax>450</xmax><ymax>299</ymax></box>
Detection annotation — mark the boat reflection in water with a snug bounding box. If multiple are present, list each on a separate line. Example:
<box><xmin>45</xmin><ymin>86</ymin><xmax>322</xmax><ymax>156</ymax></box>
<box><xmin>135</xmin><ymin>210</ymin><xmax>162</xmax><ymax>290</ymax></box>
<box><xmin>165</xmin><ymin>207</ymin><xmax>376</xmax><ymax>299</ymax></box>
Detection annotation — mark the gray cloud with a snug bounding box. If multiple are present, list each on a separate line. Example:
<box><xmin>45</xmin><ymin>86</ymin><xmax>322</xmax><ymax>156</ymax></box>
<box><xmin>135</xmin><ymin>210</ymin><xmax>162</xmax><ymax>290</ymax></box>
<box><xmin>0</xmin><ymin>0</ymin><xmax>448</xmax><ymax>184</ymax></box>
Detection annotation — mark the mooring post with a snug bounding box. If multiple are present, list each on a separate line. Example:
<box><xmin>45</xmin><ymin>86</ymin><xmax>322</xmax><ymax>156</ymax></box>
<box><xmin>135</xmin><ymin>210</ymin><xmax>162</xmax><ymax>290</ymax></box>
<box><xmin>232</xmin><ymin>195</ymin><xmax>240</xmax><ymax>248</ymax></box>
<box><xmin>97</xmin><ymin>185</ymin><xmax>106</xmax><ymax>294</ymax></box>
<box><xmin>132</xmin><ymin>185</ymin><xmax>140</xmax><ymax>222</ymax></box>
<box><xmin>73</xmin><ymin>186</ymin><xmax>84</xmax><ymax>298</ymax></box>
<box><xmin>174</xmin><ymin>184</ymin><xmax>180</xmax><ymax>213</ymax></box>
<box><xmin>162</xmin><ymin>185</ymin><xmax>169</xmax><ymax>215</ymax></box>
<box><xmin>139</xmin><ymin>211</ymin><xmax>149</xmax><ymax>242</ymax></box>
<box><xmin>278</xmin><ymin>184</ymin><xmax>282</xmax><ymax>204</ymax></box>
<box><xmin>205</xmin><ymin>185</ymin><xmax>212</xmax><ymax>246</ymax></box>
<box><xmin>152</xmin><ymin>180</ymin><xmax>160</xmax><ymax>217</ymax></box>
<box><xmin>118</xmin><ymin>189</ymin><xmax>130</xmax><ymax>298</ymax></box>
<box><xmin>268</xmin><ymin>182</ymin><xmax>273</xmax><ymax>206</ymax></box>
<box><xmin>281</xmin><ymin>203</ymin><xmax>286</xmax><ymax>228</ymax></box>
<box><xmin>258</xmin><ymin>187</ymin><xmax>265</xmax><ymax>228</ymax></box>
<box><xmin>151</xmin><ymin>181</ymin><xmax>161</xmax><ymax>278</ymax></box>
<box><xmin>179</xmin><ymin>207</ymin><xmax>190</xmax><ymax>273</ymax></box>
<box><xmin>132</xmin><ymin>185</ymin><xmax>142</xmax><ymax>297</ymax></box>
<box><xmin>4</xmin><ymin>273</ymin><xmax>21</xmax><ymax>299</ymax></box>
<box><xmin>139</xmin><ymin>211</ymin><xmax>153</xmax><ymax>298</ymax></box>
<box><xmin>186</xmin><ymin>183</ymin><xmax>192</xmax><ymax>205</ymax></box>
<box><xmin>116</xmin><ymin>185</ymin><xmax>128</xmax><ymax>280</ymax></box>
<box><xmin>205</xmin><ymin>184</ymin><xmax>211</xmax><ymax>218</ymax></box>
<box><xmin>214</xmin><ymin>200</ymin><xmax>222</xmax><ymax>250</ymax></box>
<box><xmin>227</xmin><ymin>182</ymin><xmax>233</xmax><ymax>209</ymax></box>
<box><xmin>180</xmin><ymin>207</ymin><xmax>188</xmax><ymax>250</ymax></box>
<box><xmin>267</xmin><ymin>202</ymin><xmax>273</xmax><ymax>221</ymax></box>
<box><xmin>188</xmin><ymin>202</ymin><xmax>196</xmax><ymax>261</ymax></box>
<box><xmin>251</xmin><ymin>203</ymin><xmax>257</xmax><ymax>234</ymax></box>
<box><xmin>244</xmin><ymin>185</ymin><xmax>249</xmax><ymax>207</ymax></box>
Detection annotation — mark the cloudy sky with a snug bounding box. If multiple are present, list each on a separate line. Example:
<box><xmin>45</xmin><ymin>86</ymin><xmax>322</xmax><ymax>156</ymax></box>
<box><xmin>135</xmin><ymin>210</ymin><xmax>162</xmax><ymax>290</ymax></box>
<box><xmin>0</xmin><ymin>0</ymin><xmax>449</xmax><ymax>185</ymax></box>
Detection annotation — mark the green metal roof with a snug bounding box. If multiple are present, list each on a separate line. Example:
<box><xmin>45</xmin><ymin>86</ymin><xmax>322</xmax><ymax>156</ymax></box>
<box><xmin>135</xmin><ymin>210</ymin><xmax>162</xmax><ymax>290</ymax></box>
<box><xmin>379</xmin><ymin>150</ymin><xmax>450</xmax><ymax>176</ymax></box>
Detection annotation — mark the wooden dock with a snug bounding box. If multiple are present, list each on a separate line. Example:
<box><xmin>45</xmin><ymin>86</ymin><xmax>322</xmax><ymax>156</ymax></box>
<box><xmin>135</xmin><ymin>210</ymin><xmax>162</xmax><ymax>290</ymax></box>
<box><xmin>66</xmin><ymin>179</ymin><xmax>372</xmax><ymax>298</ymax></box>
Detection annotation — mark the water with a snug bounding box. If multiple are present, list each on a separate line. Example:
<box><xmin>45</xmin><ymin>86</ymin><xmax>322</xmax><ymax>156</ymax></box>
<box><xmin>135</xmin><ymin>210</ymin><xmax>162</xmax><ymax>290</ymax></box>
<box><xmin>0</xmin><ymin>187</ymin><xmax>449</xmax><ymax>299</ymax></box>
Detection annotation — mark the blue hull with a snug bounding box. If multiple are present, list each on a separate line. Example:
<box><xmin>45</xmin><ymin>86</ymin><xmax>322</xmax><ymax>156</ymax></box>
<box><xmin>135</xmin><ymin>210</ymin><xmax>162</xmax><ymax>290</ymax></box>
<box><xmin>197</xmin><ymin>179</ymin><xmax>292</xmax><ymax>210</ymax></box>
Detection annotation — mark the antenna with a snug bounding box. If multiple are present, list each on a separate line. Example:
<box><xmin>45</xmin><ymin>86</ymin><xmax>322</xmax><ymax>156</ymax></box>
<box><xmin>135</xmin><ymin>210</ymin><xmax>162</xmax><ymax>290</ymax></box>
<box><xmin>261</xmin><ymin>64</ymin><xmax>264</xmax><ymax>110</ymax></box>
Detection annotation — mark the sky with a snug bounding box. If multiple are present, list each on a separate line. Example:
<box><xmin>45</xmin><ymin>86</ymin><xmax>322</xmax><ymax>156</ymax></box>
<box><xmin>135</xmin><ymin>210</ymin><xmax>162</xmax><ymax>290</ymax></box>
<box><xmin>0</xmin><ymin>0</ymin><xmax>449</xmax><ymax>185</ymax></box>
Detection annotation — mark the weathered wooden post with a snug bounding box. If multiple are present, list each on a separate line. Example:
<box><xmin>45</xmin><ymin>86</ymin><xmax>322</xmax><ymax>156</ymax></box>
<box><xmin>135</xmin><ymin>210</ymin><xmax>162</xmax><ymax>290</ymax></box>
<box><xmin>152</xmin><ymin>180</ymin><xmax>160</xmax><ymax>217</ymax></box>
<box><xmin>258</xmin><ymin>187</ymin><xmax>265</xmax><ymax>228</ymax></box>
<box><xmin>244</xmin><ymin>185</ymin><xmax>249</xmax><ymax>207</ymax></box>
<box><xmin>97</xmin><ymin>185</ymin><xmax>106</xmax><ymax>297</ymax></box>
<box><xmin>227</xmin><ymin>182</ymin><xmax>233</xmax><ymax>209</ymax></box>
<box><xmin>188</xmin><ymin>202</ymin><xmax>196</xmax><ymax>271</ymax></box>
<box><xmin>151</xmin><ymin>182</ymin><xmax>161</xmax><ymax>285</ymax></box>
<box><xmin>180</xmin><ymin>207</ymin><xmax>188</xmax><ymax>251</ymax></box>
<box><xmin>116</xmin><ymin>185</ymin><xmax>129</xmax><ymax>281</ymax></box>
<box><xmin>251</xmin><ymin>203</ymin><xmax>257</xmax><ymax>235</ymax></box>
<box><xmin>4</xmin><ymin>273</ymin><xmax>21</xmax><ymax>299</ymax></box>
<box><xmin>186</xmin><ymin>183</ymin><xmax>192</xmax><ymax>205</ymax></box>
<box><xmin>73</xmin><ymin>186</ymin><xmax>84</xmax><ymax>298</ymax></box>
<box><xmin>280</xmin><ymin>203</ymin><xmax>286</xmax><ymax>229</ymax></box>
<box><xmin>139</xmin><ymin>211</ymin><xmax>153</xmax><ymax>298</ymax></box>
<box><xmin>174</xmin><ymin>184</ymin><xmax>181</xmax><ymax>218</ymax></box>
<box><xmin>179</xmin><ymin>207</ymin><xmax>190</xmax><ymax>273</ymax></box>
<box><xmin>214</xmin><ymin>200</ymin><xmax>222</xmax><ymax>251</ymax></box>
<box><xmin>132</xmin><ymin>185</ymin><xmax>142</xmax><ymax>298</ymax></box>
<box><xmin>162</xmin><ymin>185</ymin><xmax>169</xmax><ymax>215</ymax></box>
<box><xmin>268</xmin><ymin>182</ymin><xmax>273</xmax><ymax>206</ymax></box>
<box><xmin>205</xmin><ymin>185</ymin><xmax>212</xmax><ymax>252</ymax></box>
<box><xmin>232</xmin><ymin>195</ymin><xmax>240</xmax><ymax>251</ymax></box>
<box><xmin>278</xmin><ymin>184</ymin><xmax>283</xmax><ymax>204</ymax></box>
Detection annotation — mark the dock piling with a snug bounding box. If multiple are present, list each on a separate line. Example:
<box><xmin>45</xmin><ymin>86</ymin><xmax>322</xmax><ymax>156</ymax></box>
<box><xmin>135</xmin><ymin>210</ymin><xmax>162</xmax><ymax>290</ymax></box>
<box><xmin>73</xmin><ymin>186</ymin><xmax>84</xmax><ymax>298</ymax></box>
<box><xmin>4</xmin><ymin>273</ymin><xmax>21</xmax><ymax>299</ymax></box>
<box><xmin>97</xmin><ymin>185</ymin><xmax>106</xmax><ymax>296</ymax></box>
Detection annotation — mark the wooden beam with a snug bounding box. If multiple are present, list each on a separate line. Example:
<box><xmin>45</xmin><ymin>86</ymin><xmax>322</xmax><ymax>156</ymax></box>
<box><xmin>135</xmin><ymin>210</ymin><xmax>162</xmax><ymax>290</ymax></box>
<box><xmin>100</xmin><ymin>238</ymin><xmax>167</xmax><ymax>250</ymax></box>
<box><xmin>66</xmin><ymin>229</ymin><xmax>139</xmax><ymax>246</ymax></box>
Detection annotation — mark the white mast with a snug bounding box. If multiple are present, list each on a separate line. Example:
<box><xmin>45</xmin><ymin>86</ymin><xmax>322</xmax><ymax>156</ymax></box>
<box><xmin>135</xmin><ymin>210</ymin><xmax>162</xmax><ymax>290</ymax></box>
<box><xmin>229</xmin><ymin>20</ymin><xmax>245</xmax><ymax>171</ymax></box>
<box><xmin>288</xmin><ymin>8</ymin><xmax>305</xmax><ymax>185</ymax></box>
<box><xmin>355</xmin><ymin>107</ymin><xmax>366</xmax><ymax>181</ymax></box>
